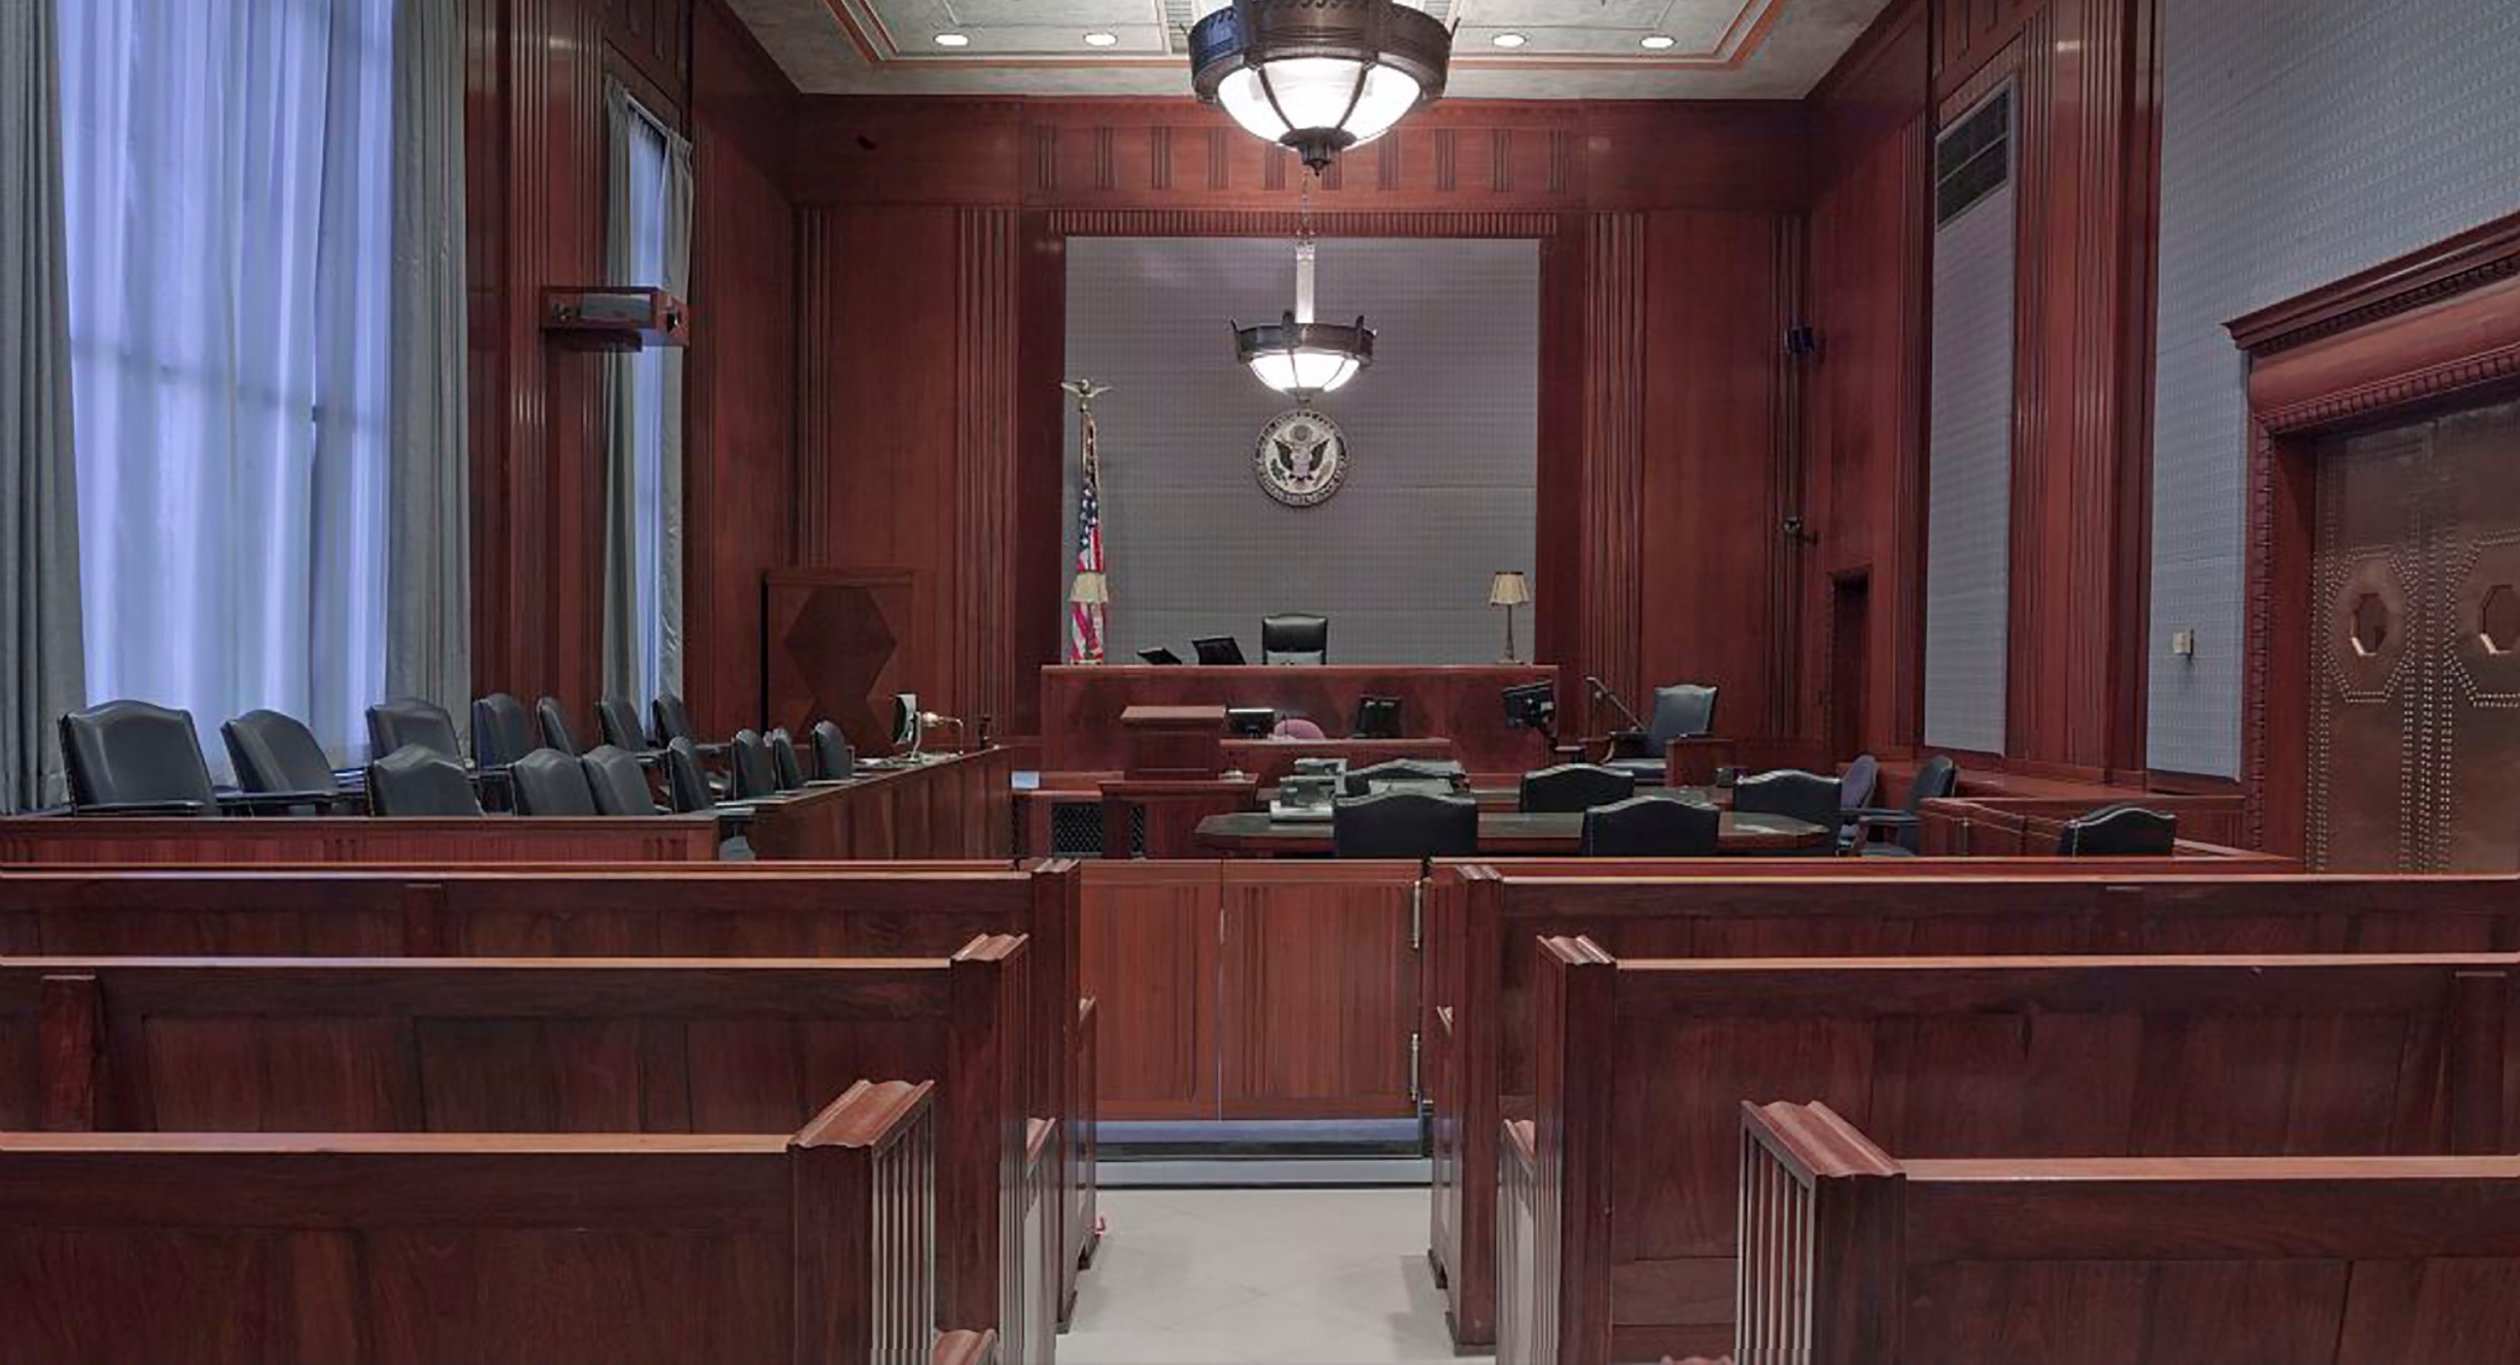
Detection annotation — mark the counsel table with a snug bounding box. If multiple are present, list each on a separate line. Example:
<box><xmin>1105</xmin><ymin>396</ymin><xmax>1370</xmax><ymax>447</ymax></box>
<box><xmin>1193</xmin><ymin>807</ymin><xmax>1829</xmax><ymax>855</ymax></box>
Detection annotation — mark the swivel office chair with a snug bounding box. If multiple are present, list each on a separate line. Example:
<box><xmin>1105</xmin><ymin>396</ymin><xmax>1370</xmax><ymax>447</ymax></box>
<box><xmin>366</xmin><ymin>698</ymin><xmax>463</xmax><ymax>763</ymax></box>
<box><xmin>809</xmin><ymin>721</ymin><xmax>856</xmax><ymax>781</ymax></box>
<box><xmin>1607</xmin><ymin>683</ymin><xmax>1720</xmax><ymax>784</ymax></box>
<box><xmin>506</xmin><ymin>748</ymin><xmax>596</xmax><ymax>816</ymax></box>
<box><xmin>727</xmin><ymin>730</ymin><xmax>781</xmax><ymax>801</ymax></box>
<box><xmin>662</xmin><ymin>737</ymin><xmax>714</xmax><ymax>814</ymax></box>
<box><xmin>2058</xmin><ymin>803</ymin><xmax>2179</xmax><ymax>857</ymax></box>
<box><xmin>1580</xmin><ymin>794</ymin><xmax>1720</xmax><ymax>857</ymax></box>
<box><xmin>364</xmin><ymin>746</ymin><xmax>482</xmax><ymax>817</ymax></box>
<box><xmin>1517</xmin><ymin>763</ymin><xmax>1637</xmax><ymax>814</ymax></box>
<box><xmin>1262</xmin><ymin>613</ymin><xmax>1329</xmax><ymax>665</ymax></box>
<box><xmin>1835</xmin><ymin>753</ymin><xmax>1882</xmax><ymax>852</ymax></box>
<box><xmin>1331</xmin><ymin>791</ymin><xmax>1478</xmax><ymax>859</ymax></box>
<box><xmin>765</xmin><ymin>728</ymin><xmax>809</xmax><ymax>792</ymax></box>
<box><xmin>581</xmin><ymin>745</ymin><xmax>661</xmax><ymax>815</ymax></box>
<box><xmin>536</xmin><ymin>697</ymin><xmax>585</xmax><ymax>758</ymax></box>
<box><xmin>1732</xmin><ymin>769</ymin><xmax>1843</xmax><ymax>856</ymax></box>
<box><xmin>60</xmin><ymin>700</ymin><xmax>219</xmax><ymax>815</ymax></box>
<box><xmin>470</xmin><ymin>693</ymin><xmax>536</xmax><ymax>769</ymax></box>
<box><xmin>1849</xmin><ymin>755</ymin><xmax>1960</xmax><ymax>856</ymax></box>
<box><xmin>220</xmin><ymin>709</ymin><xmax>348</xmax><ymax>812</ymax></box>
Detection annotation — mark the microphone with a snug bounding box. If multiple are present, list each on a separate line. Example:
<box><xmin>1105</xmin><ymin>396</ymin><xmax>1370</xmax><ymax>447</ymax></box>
<box><xmin>1583</xmin><ymin>675</ymin><xmax>1643</xmax><ymax>731</ymax></box>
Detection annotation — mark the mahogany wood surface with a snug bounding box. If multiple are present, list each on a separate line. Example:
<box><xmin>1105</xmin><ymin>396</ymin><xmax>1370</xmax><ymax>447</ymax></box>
<box><xmin>1043</xmin><ymin>665</ymin><xmax>1558</xmax><ymax>777</ymax></box>
<box><xmin>1194</xmin><ymin>811</ymin><xmax>1833</xmax><ymax>857</ymax></box>
<box><xmin>0</xmin><ymin>1080</ymin><xmax>980</xmax><ymax>1365</ymax></box>
<box><xmin>749</xmin><ymin>748</ymin><xmax>1018</xmax><ymax>860</ymax></box>
<box><xmin>1425</xmin><ymin>862</ymin><xmax>2469</xmax><ymax>1348</ymax></box>
<box><xmin>1735</xmin><ymin>1100</ymin><xmax>2520</xmax><ymax>1365</ymax></box>
<box><xmin>1524</xmin><ymin>942</ymin><xmax>2518</xmax><ymax>1364</ymax></box>
<box><xmin>1076</xmin><ymin>859</ymin><xmax>1420</xmax><ymax>1120</ymax></box>
<box><xmin>0</xmin><ymin>945</ymin><xmax>1039</xmax><ymax>1355</ymax></box>
<box><xmin>0</xmin><ymin>816</ymin><xmax>720</xmax><ymax>865</ymax></box>
<box><xmin>1916</xmin><ymin>791</ymin><xmax>2250</xmax><ymax>855</ymax></box>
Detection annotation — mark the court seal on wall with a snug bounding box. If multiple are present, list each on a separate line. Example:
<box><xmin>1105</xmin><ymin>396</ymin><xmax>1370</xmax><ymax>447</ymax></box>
<box><xmin>1254</xmin><ymin>408</ymin><xmax>1349</xmax><ymax>508</ymax></box>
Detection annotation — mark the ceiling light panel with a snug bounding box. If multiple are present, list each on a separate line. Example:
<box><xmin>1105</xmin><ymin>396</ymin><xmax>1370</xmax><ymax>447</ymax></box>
<box><xmin>865</xmin><ymin>0</ymin><xmax>1173</xmax><ymax>57</ymax></box>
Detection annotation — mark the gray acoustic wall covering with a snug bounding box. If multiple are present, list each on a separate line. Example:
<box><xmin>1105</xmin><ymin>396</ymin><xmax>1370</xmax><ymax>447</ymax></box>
<box><xmin>2149</xmin><ymin>0</ymin><xmax>2520</xmax><ymax>776</ymax></box>
<box><xmin>1062</xmin><ymin>237</ymin><xmax>1539</xmax><ymax>664</ymax></box>
<box><xmin>1924</xmin><ymin>167</ymin><xmax>2015</xmax><ymax>754</ymax></box>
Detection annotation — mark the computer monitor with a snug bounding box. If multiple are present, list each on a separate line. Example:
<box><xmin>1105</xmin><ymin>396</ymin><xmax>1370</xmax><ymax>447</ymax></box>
<box><xmin>1226</xmin><ymin>707</ymin><xmax>1277</xmax><ymax>738</ymax></box>
<box><xmin>1137</xmin><ymin>647</ymin><xmax>1184</xmax><ymax>666</ymax></box>
<box><xmin>1502</xmin><ymin>681</ymin><xmax>1558</xmax><ymax>741</ymax></box>
<box><xmin>1192</xmin><ymin>636</ymin><xmax>1247</xmax><ymax>666</ymax></box>
<box><xmin>890</xmin><ymin>692</ymin><xmax>921</xmax><ymax>751</ymax></box>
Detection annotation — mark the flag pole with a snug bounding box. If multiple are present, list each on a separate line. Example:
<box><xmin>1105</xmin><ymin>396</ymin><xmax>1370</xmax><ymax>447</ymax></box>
<box><xmin>1061</xmin><ymin>380</ymin><xmax>1114</xmax><ymax>664</ymax></box>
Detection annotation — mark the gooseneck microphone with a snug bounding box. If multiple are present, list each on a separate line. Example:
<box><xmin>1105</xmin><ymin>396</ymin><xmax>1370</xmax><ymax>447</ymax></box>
<box><xmin>1583</xmin><ymin>675</ymin><xmax>1644</xmax><ymax>731</ymax></box>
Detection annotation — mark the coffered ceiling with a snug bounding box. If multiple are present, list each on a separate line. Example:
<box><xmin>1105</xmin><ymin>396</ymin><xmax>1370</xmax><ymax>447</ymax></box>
<box><xmin>725</xmin><ymin>0</ymin><xmax>1895</xmax><ymax>99</ymax></box>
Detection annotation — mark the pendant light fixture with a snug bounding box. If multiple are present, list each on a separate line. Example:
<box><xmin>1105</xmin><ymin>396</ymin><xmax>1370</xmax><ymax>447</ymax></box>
<box><xmin>1190</xmin><ymin>0</ymin><xmax>1453</xmax><ymax>173</ymax></box>
<box><xmin>1232</xmin><ymin>175</ymin><xmax>1372</xmax><ymax>401</ymax></box>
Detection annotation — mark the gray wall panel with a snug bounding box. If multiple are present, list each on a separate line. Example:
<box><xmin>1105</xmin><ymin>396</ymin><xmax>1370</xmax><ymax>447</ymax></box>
<box><xmin>1062</xmin><ymin>237</ymin><xmax>1539</xmax><ymax>664</ymax></box>
<box><xmin>2148</xmin><ymin>0</ymin><xmax>2520</xmax><ymax>775</ymax></box>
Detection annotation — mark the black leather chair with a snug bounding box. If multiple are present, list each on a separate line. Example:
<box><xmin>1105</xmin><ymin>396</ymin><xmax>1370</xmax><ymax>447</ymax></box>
<box><xmin>537</xmin><ymin>697</ymin><xmax>585</xmax><ymax>758</ymax></box>
<box><xmin>1835</xmin><ymin>753</ymin><xmax>1882</xmax><ymax>852</ymax></box>
<box><xmin>1344</xmin><ymin>758</ymin><xmax>1466</xmax><ymax>797</ymax></box>
<box><xmin>727</xmin><ymin>729</ymin><xmax>781</xmax><ymax>801</ymax></box>
<box><xmin>1331</xmin><ymin>791</ymin><xmax>1478</xmax><ymax>859</ymax></box>
<box><xmin>581</xmin><ymin>745</ymin><xmax>659</xmax><ymax>815</ymax></box>
<box><xmin>1850</xmin><ymin>755</ymin><xmax>1960</xmax><ymax>856</ymax></box>
<box><xmin>662</xmin><ymin>737</ymin><xmax>714</xmax><ymax>814</ymax></box>
<box><xmin>364</xmin><ymin>745</ymin><xmax>482</xmax><ymax>817</ymax></box>
<box><xmin>59</xmin><ymin>700</ymin><xmax>219</xmax><ymax>815</ymax></box>
<box><xmin>1732</xmin><ymin>769</ymin><xmax>1843</xmax><ymax>855</ymax></box>
<box><xmin>1262</xmin><ymin>613</ymin><xmax>1329</xmax><ymax>665</ymax></box>
<box><xmin>219</xmin><ymin>709</ymin><xmax>348</xmax><ymax>811</ymax></box>
<box><xmin>1607</xmin><ymin>683</ymin><xmax>1720</xmax><ymax>784</ymax></box>
<box><xmin>366</xmin><ymin>698</ymin><xmax>463</xmax><ymax>762</ymax></box>
<box><xmin>765</xmin><ymin>728</ymin><xmax>808</xmax><ymax>792</ymax></box>
<box><xmin>1580</xmin><ymin>794</ymin><xmax>1721</xmax><ymax>857</ymax></box>
<box><xmin>507</xmin><ymin>748</ymin><xmax>597</xmax><ymax>816</ymax></box>
<box><xmin>470</xmin><ymin>693</ymin><xmax>536</xmax><ymax>769</ymax></box>
<box><xmin>654</xmin><ymin>692</ymin><xmax>729</xmax><ymax>757</ymax></box>
<box><xmin>2058</xmin><ymin>803</ymin><xmax>2179</xmax><ymax>856</ymax></box>
<box><xmin>810</xmin><ymin>721</ymin><xmax>856</xmax><ymax>781</ymax></box>
<box><xmin>597</xmin><ymin>697</ymin><xmax>649</xmax><ymax>751</ymax></box>
<box><xmin>1518</xmin><ymin>763</ymin><xmax>1637</xmax><ymax>814</ymax></box>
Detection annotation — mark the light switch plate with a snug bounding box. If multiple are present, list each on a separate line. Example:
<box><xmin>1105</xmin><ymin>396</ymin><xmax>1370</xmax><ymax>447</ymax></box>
<box><xmin>2171</xmin><ymin>627</ymin><xmax>2196</xmax><ymax>658</ymax></box>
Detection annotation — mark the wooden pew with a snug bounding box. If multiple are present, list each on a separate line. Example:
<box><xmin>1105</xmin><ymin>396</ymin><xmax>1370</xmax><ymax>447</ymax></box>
<box><xmin>1422</xmin><ymin>862</ymin><xmax>2481</xmax><ymax>1347</ymax></box>
<box><xmin>0</xmin><ymin>1079</ymin><xmax>996</xmax><ymax>1365</ymax></box>
<box><xmin>1507</xmin><ymin>939</ymin><xmax>2516</xmax><ymax>1364</ymax></box>
<box><xmin>0</xmin><ymin>858</ymin><xmax>1103</xmax><ymax>1326</ymax></box>
<box><xmin>0</xmin><ymin>946</ymin><xmax>1049</xmax><ymax>1363</ymax></box>
<box><xmin>1729</xmin><ymin>1100</ymin><xmax>2520</xmax><ymax>1365</ymax></box>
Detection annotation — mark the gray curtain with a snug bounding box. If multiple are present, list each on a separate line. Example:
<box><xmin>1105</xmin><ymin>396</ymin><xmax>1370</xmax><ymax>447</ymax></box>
<box><xmin>0</xmin><ymin>0</ymin><xmax>85</xmax><ymax>813</ymax></box>
<box><xmin>601</xmin><ymin>81</ymin><xmax>689</xmax><ymax>703</ymax></box>
<box><xmin>386</xmin><ymin>0</ymin><xmax>472</xmax><ymax>720</ymax></box>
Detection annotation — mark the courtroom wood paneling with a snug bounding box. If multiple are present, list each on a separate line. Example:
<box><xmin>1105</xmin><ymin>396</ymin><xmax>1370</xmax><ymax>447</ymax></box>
<box><xmin>0</xmin><ymin>817</ymin><xmax>720</xmax><ymax>866</ymax></box>
<box><xmin>1218</xmin><ymin>862</ymin><xmax>1418</xmax><ymax>1120</ymax></box>
<box><xmin>684</xmin><ymin>0</ymin><xmax>799</xmax><ymax>736</ymax></box>
<box><xmin>1076</xmin><ymin>862</ymin><xmax>1217</xmax><ymax>1120</ymax></box>
<box><xmin>1040</xmin><ymin>665</ymin><xmax>1558</xmax><ymax>777</ymax></box>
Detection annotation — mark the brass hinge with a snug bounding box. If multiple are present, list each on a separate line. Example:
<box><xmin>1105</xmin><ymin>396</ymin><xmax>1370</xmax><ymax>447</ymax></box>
<box><xmin>1407</xmin><ymin>1030</ymin><xmax>1422</xmax><ymax>1103</ymax></box>
<box><xmin>1409</xmin><ymin>880</ymin><xmax>1423</xmax><ymax>953</ymax></box>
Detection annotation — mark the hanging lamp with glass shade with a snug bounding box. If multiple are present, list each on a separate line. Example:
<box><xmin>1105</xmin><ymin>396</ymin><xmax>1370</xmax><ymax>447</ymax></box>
<box><xmin>1190</xmin><ymin>0</ymin><xmax>1453</xmax><ymax>173</ymax></box>
<box><xmin>1233</xmin><ymin>181</ymin><xmax>1372</xmax><ymax>401</ymax></box>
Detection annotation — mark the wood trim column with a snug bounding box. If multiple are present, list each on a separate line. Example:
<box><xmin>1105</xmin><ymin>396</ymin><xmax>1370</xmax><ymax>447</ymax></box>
<box><xmin>957</xmin><ymin>208</ymin><xmax>1022</xmax><ymax>731</ymax></box>
<box><xmin>794</xmin><ymin>210</ymin><xmax>840</xmax><ymax>567</ymax></box>
<box><xmin>1580</xmin><ymin>213</ymin><xmax>1648</xmax><ymax>720</ymax></box>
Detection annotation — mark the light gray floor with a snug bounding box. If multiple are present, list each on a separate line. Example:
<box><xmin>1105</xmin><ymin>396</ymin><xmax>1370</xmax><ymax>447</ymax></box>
<box><xmin>1063</xmin><ymin>1187</ymin><xmax>1489</xmax><ymax>1365</ymax></box>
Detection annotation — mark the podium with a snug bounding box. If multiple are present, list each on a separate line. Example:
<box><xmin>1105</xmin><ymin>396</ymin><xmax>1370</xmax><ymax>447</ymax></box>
<box><xmin>1103</xmin><ymin>705</ymin><xmax>1254</xmax><ymax>857</ymax></box>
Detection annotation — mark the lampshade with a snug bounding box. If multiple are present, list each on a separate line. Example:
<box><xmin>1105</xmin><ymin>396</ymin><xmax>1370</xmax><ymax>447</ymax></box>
<box><xmin>1069</xmin><ymin>570</ymin><xmax>1110</xmax><ymax>605</ymax></box>
<box><xmin>1488</xmin><ymin>571</ymin><xmax>1530</xmax><ymax>608</ymax></box>
<box><xmin>1190</xmin><ymin>0</ymin><xmax>1451</xmax><ymax>172</ymax></box>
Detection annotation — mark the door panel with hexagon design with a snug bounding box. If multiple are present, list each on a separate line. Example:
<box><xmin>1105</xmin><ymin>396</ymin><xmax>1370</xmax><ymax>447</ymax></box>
<box><xmin>2309</xmin><ymin>400</ymin><xmax>2520</xmax><ymax>871</ymax></box>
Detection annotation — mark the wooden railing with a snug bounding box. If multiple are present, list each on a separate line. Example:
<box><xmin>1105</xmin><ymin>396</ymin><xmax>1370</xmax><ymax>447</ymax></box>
<box><xmin>796</xmin><ymin>1080</ymin><xmax>944</xmax><ymax>1365</ymax></box>
<box><xmin>1498</xmin><ymin>1119</ymin><xmax>1545</xmax><ymax>1365</ymax></box>
<box><xmin>1734</xmin><ymin>1102</ymin><xmax>1901</xmax><ymax>1365</ymax></box>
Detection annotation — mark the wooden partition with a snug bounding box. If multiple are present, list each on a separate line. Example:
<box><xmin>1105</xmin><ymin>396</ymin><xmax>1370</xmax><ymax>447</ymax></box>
<box><xmin>1043</xmin><ymin>664</ymin><xmax>1558</xmax><ymax>776</ymax></box>
<box><xmin>1731</xmin><ymin>1100</ymin><xmax>2520</xmax><ymax>1365</ymax></box>
<box><xmin>752</xmin><ymin>747</ymin><xmax>1019</xmax><ymax>859</ymax></box>
<box><xmin>0</xmin><ymin>1080</ymin><xmax>998</xmax><ymax>1365</ymax></box>
<box><xmin>0</xmin><ymin>859</ymin><xmax>1097</xmax><ymax>1334</ymax></box>
<box><xmin>1422</xmin><ymin>862</ymin><xmax>2493</xmax><ymax>1349</ymax></box>
<box><xmin>1917</xmin><ymin>791</ymin><xmax>2249</xmax><ymax>855</ymax></box>
<box><xmin>1513</xmin><ymin>941</ymin><xmax>2515</xmax><ymax>1364</ymax></box>
<box><xmin>1079</xmin><ymin>859</ymin><xmax>1419</xmax><ymax>1120</ymax></box>
<box><xmin>0</xmin><ymin>815</ymin><xmax>721</xmax><ymax>865</ymax></box>
<box><xmin>0</xmin><ymin>945</ymin><xmax>1042</xmax><ymax>1360</ymax></box>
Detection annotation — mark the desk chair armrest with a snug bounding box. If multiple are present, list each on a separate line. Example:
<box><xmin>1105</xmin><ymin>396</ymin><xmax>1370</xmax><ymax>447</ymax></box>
<box><xmin>71</xmin><ymin>799</ymin><xmax>210</xmax><ymax>817</ymax></box>
<box><xmin>1851</xmin><ymin>808</ymin><xmax>1918</xmax><ymax>828</ymax></box>
<box><xmin>217</xmin><ymin>789</ymin><xmax>347</xmax><ymax>815</ymax></box>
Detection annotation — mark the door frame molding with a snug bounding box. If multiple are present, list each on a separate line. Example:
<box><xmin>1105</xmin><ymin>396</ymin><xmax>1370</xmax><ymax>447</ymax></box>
<box><xmin>2233</xmin><ymin>212</ymin><xmax>2520</xmax><ymax>856</ymax></box>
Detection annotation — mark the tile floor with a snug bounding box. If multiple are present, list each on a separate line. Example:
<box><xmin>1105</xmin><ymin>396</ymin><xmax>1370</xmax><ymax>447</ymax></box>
<box><xmin>1060</xmin><ymin>1187</ymin><xmax>1489</xmax><ymax>1365</ymax></box>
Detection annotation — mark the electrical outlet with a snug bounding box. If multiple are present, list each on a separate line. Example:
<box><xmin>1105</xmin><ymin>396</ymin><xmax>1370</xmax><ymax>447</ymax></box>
<box><xmin>2171</xmin><ymin>628</ymin><xmax>2196</xmax><ymax>658</ymax></box>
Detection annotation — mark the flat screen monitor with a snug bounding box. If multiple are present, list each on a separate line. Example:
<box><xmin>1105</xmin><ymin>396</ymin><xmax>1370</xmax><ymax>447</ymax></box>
<box><xmin>1502</xmin><ymin>681</ymin><xmax>1557</xmax><ymax>730</ymax></box>
<box><xmin>1137</xmin><ymin>647</ymin><xmax>1183</xmax><ymax>666</ymax></box>
<box><xmin>1226</xmin><ymin>707</ymin><xmax>1277</xmax><ymax>738</ymax></box>
<box><xmin>891</xmin><ymin>692</ymin><xmax>920</xmax><ymax>750</ymax></box>
<box><xmin>1192</xmin><ymin>636</ymin><xmax>1247</xmax><ymax>666</ymax></box>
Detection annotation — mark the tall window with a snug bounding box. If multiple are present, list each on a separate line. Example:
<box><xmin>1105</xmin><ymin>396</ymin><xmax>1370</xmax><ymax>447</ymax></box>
<box><xmin>56</xmin><ymin>0</ymin><xmax>396</xmax><ymax>763</ymax></box>
<box><xmin>604</xmin><ymin>85</ymin><xmax>686</xmax><ymax>707</ymax></box>
<box><xmin>623</xmin><ymin>104</ymin><xmax>671</xmax><ymax>703</ymax></box>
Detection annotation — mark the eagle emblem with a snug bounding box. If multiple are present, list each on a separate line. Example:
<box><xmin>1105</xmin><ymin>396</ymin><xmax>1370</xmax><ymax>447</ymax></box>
<box><xmin>1254</xmin><ymin>409</ymin><xmax>1350</xmax><ymax>508</ymax></box>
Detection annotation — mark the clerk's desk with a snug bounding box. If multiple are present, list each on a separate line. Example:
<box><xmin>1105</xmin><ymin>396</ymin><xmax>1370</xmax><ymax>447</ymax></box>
<box><xmin>1040</xmin><ymin>663</ymin><xmax>1557</xmax><ymax>777</ymax></box>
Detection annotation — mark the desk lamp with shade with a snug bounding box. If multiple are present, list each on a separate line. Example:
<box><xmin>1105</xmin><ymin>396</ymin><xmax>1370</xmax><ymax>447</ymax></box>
<box><xmin>1489</xmin><ymin>571</ymin><xmax>1531</xmax><ymax>664</ymax></box>
<box><xmin>1069</xmin><ymin>570</ymin><xmax>1110</xmax><ymax>664</ymax></box>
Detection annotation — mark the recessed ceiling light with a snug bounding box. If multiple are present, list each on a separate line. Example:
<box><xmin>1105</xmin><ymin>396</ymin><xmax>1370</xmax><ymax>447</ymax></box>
<box><xmin>933</xmin><ymin>32</ymin><xmax>970</xmax><ymax>47</ymax></box>
<box><xmin>1490</xmin><ymin>31</ymin><xmax>1527</xmax><ymax>49</ymax></box>
<box><xmin>1639</xmin><ymin>34</ymin><xmax>1676</xmax><ymax>50</ymax></box>
<box><xmin>1083</xmin><ymin>31</ymin><xmax>1118</xmax><ymax>48</ymax></box>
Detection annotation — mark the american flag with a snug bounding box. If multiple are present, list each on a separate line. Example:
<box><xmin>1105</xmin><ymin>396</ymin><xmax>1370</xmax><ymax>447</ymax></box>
<box><xmin>1068</xmin><ymin>394</ymin><xmax>1108</xmax><ymax>663</ymax></box>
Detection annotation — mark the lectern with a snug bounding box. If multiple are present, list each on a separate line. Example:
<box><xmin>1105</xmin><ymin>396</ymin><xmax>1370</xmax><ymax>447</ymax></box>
<box><xmin>1102</xmin><ymin>705</ymin><xmax>1254</xmax><ymax>857</ymax></box>
<box><xmin>1118</xmin><ymin>704</ymin><xmax>1228</xmax><ymax>779</ymax></box>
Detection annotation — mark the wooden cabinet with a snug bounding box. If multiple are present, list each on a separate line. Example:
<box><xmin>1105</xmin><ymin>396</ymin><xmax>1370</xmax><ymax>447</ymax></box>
<box><xmin>1078</xmin><ymin>860</ymin><xmax>1420</xmax><ymax>1121</ymax></box>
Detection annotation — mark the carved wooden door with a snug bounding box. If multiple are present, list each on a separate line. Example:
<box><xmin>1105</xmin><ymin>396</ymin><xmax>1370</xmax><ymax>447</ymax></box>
<box><xmin>2309</xmin><ymin>399</ymin><xmax>2520</xmax><ymax>870</ymax></box>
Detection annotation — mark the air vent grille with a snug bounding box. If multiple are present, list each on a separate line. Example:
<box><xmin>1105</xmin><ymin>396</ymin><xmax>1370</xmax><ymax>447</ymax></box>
<box><xmin>1935</xmin><ymin>89</ymin><xmax>2012</xmax><ymax>226</ymax></box>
